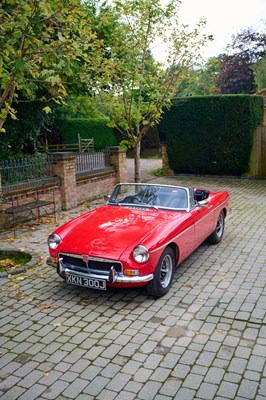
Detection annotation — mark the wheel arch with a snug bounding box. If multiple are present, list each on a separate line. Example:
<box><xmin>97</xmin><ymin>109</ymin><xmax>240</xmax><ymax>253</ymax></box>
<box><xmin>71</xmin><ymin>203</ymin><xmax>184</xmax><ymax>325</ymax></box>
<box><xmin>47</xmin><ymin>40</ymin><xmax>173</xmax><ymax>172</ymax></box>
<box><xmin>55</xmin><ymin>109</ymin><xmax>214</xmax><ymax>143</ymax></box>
<box><xmin>167</xmin><ymin>242</ymin><xmax>179</xmax><ymax>266</ymax></box>
<box><xmin>222</xmin><ymin>207</ymin><xmax>227</xmax><ymax>217</ymax></box>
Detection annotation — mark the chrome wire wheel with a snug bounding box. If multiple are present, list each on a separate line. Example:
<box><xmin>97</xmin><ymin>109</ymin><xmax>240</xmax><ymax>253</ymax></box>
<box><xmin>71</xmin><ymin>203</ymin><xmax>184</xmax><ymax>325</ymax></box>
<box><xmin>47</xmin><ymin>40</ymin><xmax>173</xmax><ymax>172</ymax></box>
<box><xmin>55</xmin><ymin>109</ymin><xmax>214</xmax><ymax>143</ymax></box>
<box><xmin>208</xmin><ymin>210</ymin><xmax>225</xmax><ymax>244</ymax></box>
<box><xmin>160</xmin><ymin>254</ymin><xmax>173</xmax><ymax>288</ymax></box>
<box><xmin>146</xmin><ymin>247</ymin><xmax>175</xmax><ymax>298</ymax></box>
<box><xmin>216</xmin><ymin>212</ymin><xmax>224</xmax><ymax>238</ymax></box>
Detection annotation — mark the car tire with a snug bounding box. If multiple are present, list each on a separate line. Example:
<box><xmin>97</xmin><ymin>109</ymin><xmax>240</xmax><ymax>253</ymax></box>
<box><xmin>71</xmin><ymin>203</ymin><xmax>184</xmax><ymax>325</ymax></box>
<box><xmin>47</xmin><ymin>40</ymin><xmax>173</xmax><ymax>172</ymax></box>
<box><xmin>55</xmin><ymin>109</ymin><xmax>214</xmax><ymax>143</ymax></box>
<box><xmin>146</xmin><ymin>247</ymin><xmax>175</xmax><ymax>298</ymax></box>
<box><xmin>208</xmin><ymin>210</ymin><xmax>225</xmax><ymax>244</ymax></box>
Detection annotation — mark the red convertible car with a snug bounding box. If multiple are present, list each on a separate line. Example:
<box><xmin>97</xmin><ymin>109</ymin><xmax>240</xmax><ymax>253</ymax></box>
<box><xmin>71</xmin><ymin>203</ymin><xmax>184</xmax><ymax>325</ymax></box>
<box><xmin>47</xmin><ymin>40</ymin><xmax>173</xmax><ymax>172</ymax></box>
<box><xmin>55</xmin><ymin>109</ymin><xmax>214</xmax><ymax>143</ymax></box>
<box><xmin>47</xmin><ymin>183</ymin><xmax>229</xmax><ymax>297</ymax></box>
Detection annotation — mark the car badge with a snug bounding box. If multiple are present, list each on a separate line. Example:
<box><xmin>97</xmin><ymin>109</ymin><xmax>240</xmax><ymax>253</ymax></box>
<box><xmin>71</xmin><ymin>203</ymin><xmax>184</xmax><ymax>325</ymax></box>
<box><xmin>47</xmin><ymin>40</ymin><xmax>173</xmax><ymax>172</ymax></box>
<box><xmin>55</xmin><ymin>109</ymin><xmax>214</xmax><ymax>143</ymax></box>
<box><xmin>82</xmin><ymin>254</ymin><xmax>89</xmax><ymax>263</ymax></box>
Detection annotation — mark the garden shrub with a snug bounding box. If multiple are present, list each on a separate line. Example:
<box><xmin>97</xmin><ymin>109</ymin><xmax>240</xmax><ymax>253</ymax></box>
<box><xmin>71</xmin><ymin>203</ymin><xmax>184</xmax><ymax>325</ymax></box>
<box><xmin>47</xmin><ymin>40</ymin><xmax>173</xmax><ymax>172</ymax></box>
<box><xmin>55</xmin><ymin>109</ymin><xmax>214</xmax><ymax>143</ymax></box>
<box><xmin>158</xmin><ymin>95</ymin><xmax>264</xmax><ymax>175</ymax></box>
<box><xmin>56</xmin><ymin>117</ymin><xmax>117</xmax><ymax>149</ymax></box>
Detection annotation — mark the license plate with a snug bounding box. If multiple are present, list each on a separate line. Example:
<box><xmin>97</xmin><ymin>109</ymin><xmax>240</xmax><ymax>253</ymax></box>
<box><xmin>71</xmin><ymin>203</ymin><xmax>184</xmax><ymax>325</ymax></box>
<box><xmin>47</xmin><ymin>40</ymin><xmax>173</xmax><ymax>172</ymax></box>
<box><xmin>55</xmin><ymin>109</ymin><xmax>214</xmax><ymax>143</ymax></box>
<box><xmin>66</xmin><ymin>273</ymin><xmax>106</xmax><ymax>290</ymax></box>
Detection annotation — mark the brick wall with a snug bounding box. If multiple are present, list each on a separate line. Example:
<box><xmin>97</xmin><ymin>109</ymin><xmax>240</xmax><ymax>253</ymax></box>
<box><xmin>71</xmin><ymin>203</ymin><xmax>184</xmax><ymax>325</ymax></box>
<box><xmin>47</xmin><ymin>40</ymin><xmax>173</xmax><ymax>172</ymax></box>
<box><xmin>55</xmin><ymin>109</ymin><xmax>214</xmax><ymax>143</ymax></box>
<box><xmin>0</xmin><ymin>148</ymin><xmax>127</xmax><ymax>218</ymax></box>
<box><xmin>51</xmin><ymin>148</ymin><xmax>127</xmax><ymax>210</ymax></box>
<box><xmin>76</xmin><ymin>169</ymin><xmax>116</xmax><ymax>204</ymax></box>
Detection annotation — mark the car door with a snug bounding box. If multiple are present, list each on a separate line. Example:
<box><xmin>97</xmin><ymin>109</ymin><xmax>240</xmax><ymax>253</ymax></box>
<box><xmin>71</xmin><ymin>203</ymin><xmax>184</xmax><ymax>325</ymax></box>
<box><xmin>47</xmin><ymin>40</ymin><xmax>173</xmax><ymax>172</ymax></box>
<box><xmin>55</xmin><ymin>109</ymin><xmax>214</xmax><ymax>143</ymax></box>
<box><xmin>191</xmin><ymin>205</ymin><xmax>215</xmax><ymax>248</ymax></box>
<box><xmin>189</xmin><ymin>189</ymin><xmax>215</xmax><ymax>249</ymax></box>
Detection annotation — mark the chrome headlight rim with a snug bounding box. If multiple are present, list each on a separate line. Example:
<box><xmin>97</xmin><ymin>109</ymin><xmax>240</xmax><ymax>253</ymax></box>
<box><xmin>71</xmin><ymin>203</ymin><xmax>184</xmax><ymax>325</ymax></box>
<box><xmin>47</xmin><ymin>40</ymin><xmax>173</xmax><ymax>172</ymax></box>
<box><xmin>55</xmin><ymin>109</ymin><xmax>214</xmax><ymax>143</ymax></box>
<box><xmin>48</xmin><ymin>234</ymin><xmax>61</xmax><ymax>250</ymax></box>
<box><xmin>132</xmin><ymin>245</ymin><xmax>150</xmax><ymax>264</ymax></box>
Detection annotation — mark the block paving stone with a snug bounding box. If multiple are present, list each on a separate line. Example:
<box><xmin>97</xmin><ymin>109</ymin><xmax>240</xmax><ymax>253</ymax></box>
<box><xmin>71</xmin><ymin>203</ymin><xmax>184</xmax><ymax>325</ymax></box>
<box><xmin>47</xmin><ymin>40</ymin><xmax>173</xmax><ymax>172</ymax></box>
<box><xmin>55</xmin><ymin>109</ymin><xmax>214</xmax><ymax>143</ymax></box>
<box><xmin>0</xmin><ymin>174</ymin><xmax>266</xmax><ymax>399</ymax></box>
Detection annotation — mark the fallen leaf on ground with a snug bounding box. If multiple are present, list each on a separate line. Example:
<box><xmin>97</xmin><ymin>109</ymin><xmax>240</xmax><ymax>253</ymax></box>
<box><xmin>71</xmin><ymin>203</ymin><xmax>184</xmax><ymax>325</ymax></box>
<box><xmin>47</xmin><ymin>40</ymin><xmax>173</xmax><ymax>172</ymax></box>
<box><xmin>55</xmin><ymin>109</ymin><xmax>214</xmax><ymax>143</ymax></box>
<box><xmin>8</xmin><ymin>282</ymin><xmax>19</xmax><ymax>288</ymax></box>
<box><xmin>11</xmin><ymin>290</ymin><xmax>33</xmax><ymax>301</ymax></box>
<box><xmin>8</xmin><ymin>275</ymin><xmax>28</xmax><ymax>281</ymax></box>
<box><xmin>36</xmin><ymin>261</ymin><xmax>44</xmax><ymax>266</ymax></box>
<box><xmin>2</xmin><ymin>237</ymin><xmax>14</xmax><ymax>243</ymax></box>
<box><xmin>38</xmin><ymin>303</ymin><xmax>59</xmax><ymax>310</ymax></box>
<box><xmin>14</xmin><ymin>276</ymin><xmax>28</xmax><ymax>281</ymax></box>
<box><xmin>219</xmin><ymin>275</ymin><xmax>226</xmax><ymax>281</ymax></box>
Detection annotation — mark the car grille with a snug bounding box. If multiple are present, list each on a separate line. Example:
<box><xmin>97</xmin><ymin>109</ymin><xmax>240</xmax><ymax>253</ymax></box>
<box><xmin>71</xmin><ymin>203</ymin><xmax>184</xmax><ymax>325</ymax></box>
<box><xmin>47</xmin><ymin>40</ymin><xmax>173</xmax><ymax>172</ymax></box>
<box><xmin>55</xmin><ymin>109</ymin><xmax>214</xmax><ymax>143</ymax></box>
<box><xmin>59</xmin><ymin>253</ymin><xmax>123</xmax><ymax>274</ymax></box>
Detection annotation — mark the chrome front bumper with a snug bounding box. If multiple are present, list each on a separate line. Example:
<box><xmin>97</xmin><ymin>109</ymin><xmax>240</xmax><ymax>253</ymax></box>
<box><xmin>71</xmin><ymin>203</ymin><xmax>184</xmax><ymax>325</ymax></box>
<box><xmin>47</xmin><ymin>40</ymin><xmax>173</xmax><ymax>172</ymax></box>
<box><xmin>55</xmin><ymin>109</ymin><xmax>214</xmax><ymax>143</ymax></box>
<box><xmin>47</xmin><ymin>257</ymin><xmax>153</xmax><ymax>284</ymax></box>
<box><xmin>64</xmin><ymin>268</ymin><xmax>154</xmax><ymax>284</ymax></box>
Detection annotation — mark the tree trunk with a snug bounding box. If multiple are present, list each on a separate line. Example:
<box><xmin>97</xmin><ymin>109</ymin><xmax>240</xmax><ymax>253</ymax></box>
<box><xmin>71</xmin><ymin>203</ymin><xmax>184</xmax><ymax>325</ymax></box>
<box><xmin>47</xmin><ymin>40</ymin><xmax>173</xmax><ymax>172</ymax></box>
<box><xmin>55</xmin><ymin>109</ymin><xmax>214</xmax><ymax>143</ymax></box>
<box><xmin>0</xmin><ymin>79</ymin><xmax>17</xmax><ymax>131</ymax></box>
<box><xmin>134</xmin><ymin>140</ymin><xmax>141</xmax><ymax>183</ymax></box>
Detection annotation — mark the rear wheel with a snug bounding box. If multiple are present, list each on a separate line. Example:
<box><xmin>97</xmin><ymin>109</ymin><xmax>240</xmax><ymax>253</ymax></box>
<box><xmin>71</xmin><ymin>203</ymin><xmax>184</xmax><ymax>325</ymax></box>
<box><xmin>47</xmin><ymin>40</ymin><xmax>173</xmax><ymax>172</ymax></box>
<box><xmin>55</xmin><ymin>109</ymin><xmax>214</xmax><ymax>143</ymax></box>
<box><xmin>208</xmin><ymin>210</ymin><xmax>225</xmax><ymax>244</ymax></box>
<box><xmin>146</xmin><ymin>247</ymin><xmax>175</xmax><ymax>298</ymax></box>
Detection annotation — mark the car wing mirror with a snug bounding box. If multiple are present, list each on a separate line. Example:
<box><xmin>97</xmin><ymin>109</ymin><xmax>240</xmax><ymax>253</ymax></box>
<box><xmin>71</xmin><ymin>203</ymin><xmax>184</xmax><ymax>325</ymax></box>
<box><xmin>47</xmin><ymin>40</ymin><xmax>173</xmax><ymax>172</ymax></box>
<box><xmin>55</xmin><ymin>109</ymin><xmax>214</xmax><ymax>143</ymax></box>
<box><xmin>104</xmin><ymin>195</ymin><xmax>110</xmax><ymax>203</ymax></box>
<box><xmin>198</xmin><ymin>200</ymin><xmax>208</xmax><ymax>208</ymax></box>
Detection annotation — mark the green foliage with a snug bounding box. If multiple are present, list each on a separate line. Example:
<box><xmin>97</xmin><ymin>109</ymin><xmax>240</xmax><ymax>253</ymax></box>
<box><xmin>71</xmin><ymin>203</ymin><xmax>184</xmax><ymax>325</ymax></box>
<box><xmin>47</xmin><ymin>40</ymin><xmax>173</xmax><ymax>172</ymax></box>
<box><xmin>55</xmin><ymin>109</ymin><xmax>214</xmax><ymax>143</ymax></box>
<box><xmin>92</xmin><ymin>0</ymin><xmax>212</xmax><ymax>181</ymax></box>
<box><xmin>0</xmin><ymin>0</ymin><xmax>95</xmax><ymax>130</ymax></box>
<box><xmin>152</xmin><ymin>167</ymin><xmax>164</xmax><ymax>177</ymax></box>
<box><xmin>58</xmin><ymin>96</ymin><xmax>105</xmax><ymax>119</ymax></box>
<box><xmin>56</xmin><ymin>118</ymin><xmax>117</xmax><ymax>149</ymax></box>
<box><xmin>158</xmin><ymin>95</ymin><xmax>264</xmax><ymax>175</ymax></box>
<box><xmin>177</xmin><ymin>56</ymin><xmax>222</xmax><ymax>96</ymax></box>
<box><xmin>141</xmin><ymin>126</ymin><xmax>161</xmax><ymax>149</ymax></box>
<box><xmin>119</xmin><ymin>140</ymin><xmax>132</xmax><ymax>151</ymax></box>
<box><xmin>0</xmin><ymin>102</ymin><xmax>52</xmax><ymax>160</ymax></box>
<box><xmin>253</xmin><ymin>55</ymin><xmax>266</xmax><ymax>91</ymax></box>
<box><xmin>216</xmin><ymin>28</ymin><xmax>266</xmax><ymax>94</ymax></box>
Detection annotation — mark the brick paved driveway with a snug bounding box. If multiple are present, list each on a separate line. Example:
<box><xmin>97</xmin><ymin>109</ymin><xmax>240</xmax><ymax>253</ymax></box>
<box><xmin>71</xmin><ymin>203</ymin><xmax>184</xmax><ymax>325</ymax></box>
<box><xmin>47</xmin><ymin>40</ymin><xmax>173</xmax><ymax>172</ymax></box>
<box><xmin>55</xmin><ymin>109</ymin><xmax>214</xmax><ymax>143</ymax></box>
<box><xmin>0</xmin><ymin>174</ymin><xmax>266</xmax><ymax>400</ymax></box>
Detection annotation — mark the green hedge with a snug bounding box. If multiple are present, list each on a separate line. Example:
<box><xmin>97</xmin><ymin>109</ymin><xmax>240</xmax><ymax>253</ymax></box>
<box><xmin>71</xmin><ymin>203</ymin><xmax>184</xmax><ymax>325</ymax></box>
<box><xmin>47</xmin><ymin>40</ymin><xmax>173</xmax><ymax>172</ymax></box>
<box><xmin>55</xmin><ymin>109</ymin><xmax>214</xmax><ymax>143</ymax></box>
<box><xmin>158</xmin><ymin>95</ymin><xmax>264</xmax><ymax>175</ymax></box>
<box><xmin>56</xmin><ymin>117</ymin><xmax>117</xmax><ymax>149</ymax></box>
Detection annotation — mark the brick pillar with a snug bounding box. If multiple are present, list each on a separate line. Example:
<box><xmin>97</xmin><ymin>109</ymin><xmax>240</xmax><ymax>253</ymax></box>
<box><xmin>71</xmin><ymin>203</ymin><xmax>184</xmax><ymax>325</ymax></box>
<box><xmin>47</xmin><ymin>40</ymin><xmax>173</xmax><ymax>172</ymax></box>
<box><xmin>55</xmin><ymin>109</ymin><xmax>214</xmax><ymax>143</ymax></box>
<box><xmin>161</xmin><ymin>143</ymin><xmax>174</xmax><ymax>176</ymax></box>
<box><xmin>108</xmin><ymin>147</ymin><xmax>127</xmax><ymax>183</ymax></box>
<box><xmin>52</xmin><ymin>153</ymin><xmax>77</xmax><ymax>210</ymax></box>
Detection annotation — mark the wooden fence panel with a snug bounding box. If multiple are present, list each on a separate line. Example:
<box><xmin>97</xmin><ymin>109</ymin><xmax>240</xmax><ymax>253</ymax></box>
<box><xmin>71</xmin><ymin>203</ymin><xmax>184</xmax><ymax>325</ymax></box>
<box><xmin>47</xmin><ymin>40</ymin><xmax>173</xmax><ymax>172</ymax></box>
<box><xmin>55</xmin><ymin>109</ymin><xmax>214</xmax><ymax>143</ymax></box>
<box><xmin>248</xmin><ymin>126</ymin><xmax>266</xmax><ymax>177</ymax></box>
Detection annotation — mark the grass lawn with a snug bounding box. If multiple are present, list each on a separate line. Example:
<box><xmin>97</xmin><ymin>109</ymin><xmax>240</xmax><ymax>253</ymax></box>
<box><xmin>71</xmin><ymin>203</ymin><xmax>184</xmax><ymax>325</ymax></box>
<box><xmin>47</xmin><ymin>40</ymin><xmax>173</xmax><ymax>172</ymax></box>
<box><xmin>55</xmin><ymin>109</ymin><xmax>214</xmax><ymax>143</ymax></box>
<box><xmin>0</xmin><ymin>251</ymin><xmax>31</xmax><ymax>273</ymax></box>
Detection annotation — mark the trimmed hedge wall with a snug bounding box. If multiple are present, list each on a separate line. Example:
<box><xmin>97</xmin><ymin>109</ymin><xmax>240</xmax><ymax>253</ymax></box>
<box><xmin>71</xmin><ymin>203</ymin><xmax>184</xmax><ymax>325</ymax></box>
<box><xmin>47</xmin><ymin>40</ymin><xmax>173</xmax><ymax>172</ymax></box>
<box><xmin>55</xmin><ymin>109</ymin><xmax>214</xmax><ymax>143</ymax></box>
<box><xmin>56</xmin><ymin>117</ymin><xmax>117</xmax><ymax>149</ymax></box>
<box><xmin>158</xmin><ymin>95</ymin><xmax>264</xmax><ymax>175</ymax></box>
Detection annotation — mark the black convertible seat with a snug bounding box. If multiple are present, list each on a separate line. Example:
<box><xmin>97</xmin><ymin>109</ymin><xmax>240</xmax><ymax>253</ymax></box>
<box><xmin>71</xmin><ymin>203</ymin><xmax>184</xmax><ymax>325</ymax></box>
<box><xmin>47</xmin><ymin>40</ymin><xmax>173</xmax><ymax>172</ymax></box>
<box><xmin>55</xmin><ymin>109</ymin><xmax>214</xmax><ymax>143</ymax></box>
<box><xmin>194</xmin><ymin>189</ymin><xmax>210</xmax><ymax>201</ymax></box>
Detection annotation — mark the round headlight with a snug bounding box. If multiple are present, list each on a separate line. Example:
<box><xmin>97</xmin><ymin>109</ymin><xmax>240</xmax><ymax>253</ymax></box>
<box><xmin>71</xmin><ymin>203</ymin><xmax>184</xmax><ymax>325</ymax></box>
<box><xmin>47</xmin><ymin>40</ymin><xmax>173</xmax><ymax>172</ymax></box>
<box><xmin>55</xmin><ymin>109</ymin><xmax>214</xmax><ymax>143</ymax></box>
<box><xmin>132</xmin><ymin>245</ymin><xmax>150</xmax><ymax>263</ymax></box>
<box><xmin>48</xmin><ymin>234</ymin><xmax>61</xmax><ymax>250</ymax></box>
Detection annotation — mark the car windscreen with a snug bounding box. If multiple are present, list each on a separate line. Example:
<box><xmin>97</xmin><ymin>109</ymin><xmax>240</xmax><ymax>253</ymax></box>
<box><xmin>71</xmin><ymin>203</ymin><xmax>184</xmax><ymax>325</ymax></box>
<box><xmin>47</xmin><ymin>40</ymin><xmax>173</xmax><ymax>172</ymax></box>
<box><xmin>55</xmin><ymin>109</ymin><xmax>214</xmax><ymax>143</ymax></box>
<box><xmin>108</xmin><ymin>184</ymin><xmax>188</xmax><ymax>210</ymax></box>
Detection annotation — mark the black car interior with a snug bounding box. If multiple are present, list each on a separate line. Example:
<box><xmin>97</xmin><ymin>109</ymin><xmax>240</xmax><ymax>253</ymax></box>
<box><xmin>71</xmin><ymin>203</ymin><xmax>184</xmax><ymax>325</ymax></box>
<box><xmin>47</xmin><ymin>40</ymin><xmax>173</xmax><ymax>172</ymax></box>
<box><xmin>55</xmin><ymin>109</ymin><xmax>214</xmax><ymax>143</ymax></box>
<box><xmin>193</xmin><ymin>189</ymin><xmax>210</xmax><ymax>202</ymax></box>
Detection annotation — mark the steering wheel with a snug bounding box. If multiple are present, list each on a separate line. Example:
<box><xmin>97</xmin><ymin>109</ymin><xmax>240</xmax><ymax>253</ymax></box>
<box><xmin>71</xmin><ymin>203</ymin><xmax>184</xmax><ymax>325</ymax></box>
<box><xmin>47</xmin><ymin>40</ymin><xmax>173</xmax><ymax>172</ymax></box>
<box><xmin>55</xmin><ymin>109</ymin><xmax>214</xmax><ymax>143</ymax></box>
<box><xmin>122</xmin><ymin>195</ymin><xmax>141</xmax><ymax>204</ymax></box>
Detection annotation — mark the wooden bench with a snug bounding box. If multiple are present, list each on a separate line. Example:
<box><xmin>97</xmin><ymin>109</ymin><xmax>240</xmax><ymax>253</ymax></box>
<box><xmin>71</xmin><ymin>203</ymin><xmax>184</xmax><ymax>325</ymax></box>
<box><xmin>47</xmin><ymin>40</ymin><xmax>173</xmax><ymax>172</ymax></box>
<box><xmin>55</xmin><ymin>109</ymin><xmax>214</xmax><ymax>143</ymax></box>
<box><xmin>0</xmin><ymin>183</ymin><xmax>57</xmax><ymax>235</ymax></box>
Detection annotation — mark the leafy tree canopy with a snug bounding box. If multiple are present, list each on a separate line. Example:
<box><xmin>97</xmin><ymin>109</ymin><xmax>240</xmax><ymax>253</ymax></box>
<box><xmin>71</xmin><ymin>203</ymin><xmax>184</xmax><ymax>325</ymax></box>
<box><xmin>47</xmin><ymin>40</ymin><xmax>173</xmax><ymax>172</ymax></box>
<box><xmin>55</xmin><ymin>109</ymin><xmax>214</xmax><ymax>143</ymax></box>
<box><xmin>0</xmin><ymin>0</ymin><xmax>97</xmax><ymax>131</ymax></box>
<box><xmin>216</xmin><ymin>28</ymin><xmax>266</xmax><ymax>94</ymax></box>
<box><xmin>253</xmin><ymin>55</ymin><xmax>266</xmax><ymax>91</ymax></box>
<box><xmin>91</xmin><ymin>0</ymin><xmax>212</xmax><ymax>181</ymax></box>
<box><xmin>176</xmin><ymin>56</ymin><xmax>222</xmax><ymax>96</ymax></box>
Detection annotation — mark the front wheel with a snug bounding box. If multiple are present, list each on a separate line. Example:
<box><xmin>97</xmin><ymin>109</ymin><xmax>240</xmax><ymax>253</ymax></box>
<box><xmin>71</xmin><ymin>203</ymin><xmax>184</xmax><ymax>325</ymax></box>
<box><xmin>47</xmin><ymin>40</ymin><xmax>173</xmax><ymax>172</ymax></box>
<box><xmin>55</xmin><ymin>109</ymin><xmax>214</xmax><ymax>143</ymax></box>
<box><xmin>208</xmin><ymin>210</ymin><xmax>225</xmax><ymax>244</ymax></box>
<box><xmin>146</xmin><ymin>247</ymin><xmax>175</xmax><ymax>298</ymax></box>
